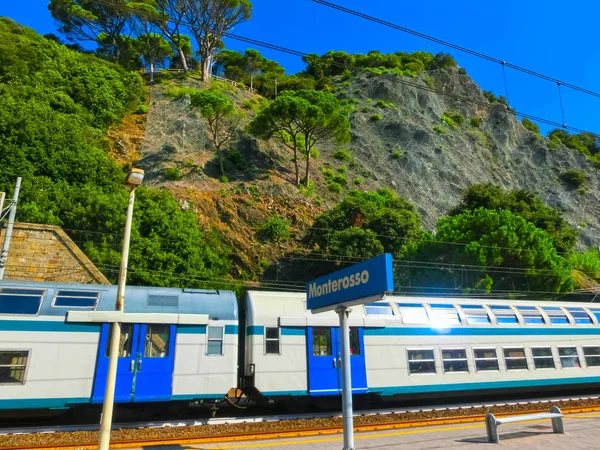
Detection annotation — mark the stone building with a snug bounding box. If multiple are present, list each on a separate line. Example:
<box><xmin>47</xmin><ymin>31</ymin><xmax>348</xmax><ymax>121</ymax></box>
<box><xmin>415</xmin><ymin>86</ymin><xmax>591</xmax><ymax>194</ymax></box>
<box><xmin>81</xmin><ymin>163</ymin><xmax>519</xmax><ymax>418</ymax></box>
<box><xmin>0</xmin><ymin>222</ymin><xmax>109</xmax><ymax>284</ymax></box>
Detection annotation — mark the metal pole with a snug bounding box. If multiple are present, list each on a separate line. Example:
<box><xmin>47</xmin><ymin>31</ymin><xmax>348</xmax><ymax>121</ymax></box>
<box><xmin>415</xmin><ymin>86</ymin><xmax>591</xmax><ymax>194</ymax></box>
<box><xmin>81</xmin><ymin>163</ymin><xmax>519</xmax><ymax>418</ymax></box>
<box><xmin>0</xmin><ymin>177</ymin><xmax>22</xmax><ymax>280</ymax></box>
<box><xmin>337</xmin><ymin>305</ymin><xmax>354</xmax><ymax>450</ymax></box>
<box><xmin>0</xmin><ymin>192</ymin><xmax>5</xmax><ymax>221</ymax></box>
<box><xmin>98</xmin><ymin>186</ymin><xmax>136</xmax><ymax>450</ymax></box>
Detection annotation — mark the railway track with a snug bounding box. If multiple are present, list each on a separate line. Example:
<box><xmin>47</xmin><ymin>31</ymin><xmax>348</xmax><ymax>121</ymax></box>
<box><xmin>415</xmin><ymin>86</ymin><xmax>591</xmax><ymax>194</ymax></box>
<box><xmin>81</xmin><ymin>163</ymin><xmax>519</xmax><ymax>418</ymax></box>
<box><xmin>2</xmin><ymin>395</ymin><xmax>600</xmax><ymax>449</ymax></box>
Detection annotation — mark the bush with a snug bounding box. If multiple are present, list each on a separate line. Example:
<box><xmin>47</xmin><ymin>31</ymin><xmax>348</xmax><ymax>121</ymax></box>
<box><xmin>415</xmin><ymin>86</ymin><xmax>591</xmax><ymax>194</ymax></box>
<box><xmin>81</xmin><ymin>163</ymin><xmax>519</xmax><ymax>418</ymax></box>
<box><xmin>333</xmin><ymin>174</ymin><xmax>348</xmax><ymax>185</ymax></box>
<box><xmin>338</xmin><ymin>165</ymin><xmax>347</xmax><ymax>174</ymax></box>
<box><xmin>559</xmin><ymin>169</ymin><xmax>587</xmax><ymax>190</ymax></box>
<box><xmin>392</xmin><ymin>151</ymin><xmax>403</xmax><ymax>159</ymax></box>
<box><xmin>327</xmin><ymin>181</ymin><xmax>343</xmax><ymax>193</ymax></box>
<box><xmin>569</xmin><ymin>251</ymin><xmax>600</xmax><ymax>281</ymax></box>
<box><xmin>164</xmin><ymin>167</ymin><xmax>182</xmax><ymax>181</ymax></box>
<box><xmin>220</xmin><ymin>175</ymin><xmax>229</xmax><ymax>183</ymax></box>
<box><xmin>134</xmin><ymin>103</ymin><xmax>148</xmax><ymax>114</ymax></box>
<box><xmin>433</xmin><ymin>125</ymin><xmax>446</xmax><ymax>134</ymax></box>
<box><xmin>259</xmin><ymin>216</ymin><xmax>290</xmax><ymax>243</ymax></box>
<box><xmin>444</xmin><ymin>111</ymin><xmax>464</xmax><ymax>126</ymax></box>
<box><xmin>548</xmin><ymin>137</ymin><xmax>562</xmax><ymax>149</ymax></box>
<box><xmin>375</xmin><ymin>99</ymin><xmax>395</xmax><ymax>109</ymax></box>
<box><xmin>226</xmin><ymin>148</ymin><xmax>247</xmax><ymax>170</ymax></box>
<box><xmin>470</xmin><ymin>117</ymin><xmax>482</xmax><ymax>128</ymax></box>
<box><xmin>333</xmin><ymin>149</ymin><xmax>352</xmax><ymax>161</ymax></box>
<box><xmin>237</xmin><ymin>82</ymin><xmax>246</xmax><ymax>90</ymax></box>
<box><xmin>521</xmin><ymin>118</ymin><xmax>540</xmax><ymax>134</ymax></box>
<box><xmin>370</xmin><ymin>113</ymin><xmax>383</xmax><ymax>121</ymax></box>
<box><xmin>354</xmin><ymin>177</ymin><xmax>363</xmax><ymax>185</ymax></box>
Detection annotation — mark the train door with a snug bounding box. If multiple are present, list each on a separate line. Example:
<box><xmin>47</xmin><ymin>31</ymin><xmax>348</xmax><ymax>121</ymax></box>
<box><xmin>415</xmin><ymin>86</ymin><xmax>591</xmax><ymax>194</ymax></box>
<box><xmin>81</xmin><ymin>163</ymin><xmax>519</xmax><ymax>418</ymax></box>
<box><xmin>92</xmin><ymin>323</ymin><xmax>175</xmax><ymax>403</ymax></box>
<box><xmin>307</xmin><ymin>326</ymin><xmax>367</xmax><ymax>396</ymax></box>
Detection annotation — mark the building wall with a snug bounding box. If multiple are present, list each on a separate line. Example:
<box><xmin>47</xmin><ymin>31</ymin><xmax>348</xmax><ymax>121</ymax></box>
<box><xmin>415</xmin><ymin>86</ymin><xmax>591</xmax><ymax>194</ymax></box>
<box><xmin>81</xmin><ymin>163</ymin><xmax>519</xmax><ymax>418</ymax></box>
<box><xmin>0</xmin><ymin>223</ymin><xmax>109</xmax><ymax>284</ymax></box>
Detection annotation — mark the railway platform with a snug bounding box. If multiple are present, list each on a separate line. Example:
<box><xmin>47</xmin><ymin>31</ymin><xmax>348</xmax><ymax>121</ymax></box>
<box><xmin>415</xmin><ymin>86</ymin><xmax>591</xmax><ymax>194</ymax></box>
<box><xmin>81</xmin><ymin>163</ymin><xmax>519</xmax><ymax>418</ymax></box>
<box><xmin>139</xmin><ymin>412</ymin><xmax>600</xmax><ymax>449</ymax></box>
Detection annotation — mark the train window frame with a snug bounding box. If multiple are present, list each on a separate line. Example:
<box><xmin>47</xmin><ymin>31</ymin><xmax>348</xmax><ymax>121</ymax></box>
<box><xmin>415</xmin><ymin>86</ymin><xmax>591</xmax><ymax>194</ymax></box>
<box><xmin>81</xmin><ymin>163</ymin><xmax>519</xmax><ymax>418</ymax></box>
<box><xmin>144</xmin><ymin>325</ymin><xmax>170</xmax><ymax>358</ymax></box>
<box><xmin>588</xmin><ymin>308</ymin><xmax>600</xmax><ymax>324</ymax></box>
<box><xmin>398</xmin><ymin>303</ymin><xmax>429</xmax><ymax>324</ymax></box>
<box><xmin>441</xmin><ymin>348</ymin><xmax>469</xmax><ymax>373</ymax></box>
<box><xmin>488</xmin><ymin>305</ymin><xmax>518</xmax><ymax>325</ymax></box>
<box><xmin>312</xmin><ymin>328</ymin><xmax>332</xmax><ymax>357</ymax></box>
<box><xmin>565</xmin><ymin>307</ymin><xmax>593</xmax><ymax>325</ymax></box>
<box><xmin>105</xmin><ymin>324</ymin><xmax>134</xmax><ymax>358</ymax></box>
<box><xmin>460</xmin><ymin>305</ymin><xmax>491</xmax><ymax>325</ymax></box>
<box><xmin>364</xmin><ymin>303</ymin><xmax>394</xmax><ymax>316</ymax></box>
<box><xmin>531</xmin><ymin>346</ymin><xmax>555</xmax><ymax>370</ymax></box>
<box><xmin>582</xmin><ymin>346</ymin><xmax>600</xmax><ymax>367</ymax></box>
<box><xmin>407</xmin><ymin>348</ymin><xmax>436</xmax><ymax>375</ymax></box>
<box><xmin>557</xmin><ymin>346</ymin><xmax>581</xmax><ymax>369</ymax></box>
<box><xmin>51</xmin><ymin>290</ymin><xmax>100</xmax><ymax>309</ymax></box>
<box><xmin>0</xmin><ymin>288</ymin><xmax>45</xmax><ymax>316</ymax></box>
<box><xmin>206</xmin><ymin>326</ymin><xmax>224</xmax><ymax>356</ymax></box>
<box><xmin>472</xmin><ymin>347</ymin><xmax>500</xmax><ymax>372</ymax></box>
<box><xmin>541</xmin><ymin>307</ymin><xmax>570</xmax><ymax>325</ymax></box>
<box><xmin>265</xmin><ymin>327</ymin><xmax>280</xmax><ymax>355</ymax></box>
<box><xmin>515</xmin><ymin>306</ymin><xmax>545</xmax><ymax>325</ymax></box>
<box><xmin>428</xmin><ymin>304</ymin><xmax>461</xmax><ymax>326</ymax></box>
<box><xmin>502</xmin><ymin>347</ymin><xmax>529</xmax><ymax>371</ymax></box>
<box><xmin>0</xmin><ymin>349</ymin><xmax>30</xmax><ymax>385</ymax></box>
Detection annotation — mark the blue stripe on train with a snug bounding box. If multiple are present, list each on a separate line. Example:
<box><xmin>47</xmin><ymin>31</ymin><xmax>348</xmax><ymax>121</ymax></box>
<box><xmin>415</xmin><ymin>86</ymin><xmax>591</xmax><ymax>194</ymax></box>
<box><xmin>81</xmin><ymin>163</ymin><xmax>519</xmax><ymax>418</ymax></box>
<box><xmin>247</xmin><ymin>326</ymin><xmax>305</xmax><ymax>336</ymax></box>
<box><xmin>0</xmin><ymin>397</ymin><xmax>91</xmax><ymax>410</ymax></box>
<box><xmin>363</xmin><ymin>327</ymin><xmax>600</xmax><ymax>336</ymax></box>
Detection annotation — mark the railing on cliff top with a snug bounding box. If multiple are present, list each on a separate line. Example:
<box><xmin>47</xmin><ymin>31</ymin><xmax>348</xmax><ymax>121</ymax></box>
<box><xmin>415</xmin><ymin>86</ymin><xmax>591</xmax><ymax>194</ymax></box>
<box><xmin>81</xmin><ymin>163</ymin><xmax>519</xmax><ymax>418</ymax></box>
<box><xmin>145</xmin><ymin>68</ymin><xmax>257</xmax><ymax>94</ymax></box>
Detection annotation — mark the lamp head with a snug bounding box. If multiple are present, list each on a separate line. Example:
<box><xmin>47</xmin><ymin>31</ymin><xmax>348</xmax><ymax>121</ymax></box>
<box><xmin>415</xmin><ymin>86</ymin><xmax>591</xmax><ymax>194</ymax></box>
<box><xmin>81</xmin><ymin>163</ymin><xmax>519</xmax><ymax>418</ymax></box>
<box><xmin>125</xmin><ymin>168</ymin><xmax>144</xmax><ymax>187</ymax></box>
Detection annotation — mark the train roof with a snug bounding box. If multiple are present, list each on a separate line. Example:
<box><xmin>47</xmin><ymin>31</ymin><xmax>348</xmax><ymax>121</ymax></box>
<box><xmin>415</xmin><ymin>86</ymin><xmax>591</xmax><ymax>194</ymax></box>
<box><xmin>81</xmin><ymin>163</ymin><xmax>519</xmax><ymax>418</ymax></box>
<box><xmin>0</xmin><ymin>280</ymin><xmax>238</xmax><ymax>320</ymax></box>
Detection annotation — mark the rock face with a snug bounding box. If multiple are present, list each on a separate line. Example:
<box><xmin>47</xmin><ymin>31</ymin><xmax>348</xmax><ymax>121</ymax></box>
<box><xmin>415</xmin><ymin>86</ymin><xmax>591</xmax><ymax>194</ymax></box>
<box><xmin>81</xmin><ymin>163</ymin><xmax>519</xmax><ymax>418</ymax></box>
<box><xmin>338</xmin><ymin>68</ymin><xmax>599</xmax><ymax>248</ymax></box>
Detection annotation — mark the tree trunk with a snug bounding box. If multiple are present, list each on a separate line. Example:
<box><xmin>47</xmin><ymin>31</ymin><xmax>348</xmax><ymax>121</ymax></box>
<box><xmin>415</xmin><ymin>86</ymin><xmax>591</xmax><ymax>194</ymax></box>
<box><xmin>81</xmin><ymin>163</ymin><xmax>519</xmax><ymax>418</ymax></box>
<box><xmin>178</xmin><ymin>47</ymin><xmax>188</xmax><ymax>71</ymax></box>
<box><xmin>150</xmin><ymin>62</ymin><xmax>154</xmax><ymax>82</ymax></box>
<box><xmin>250</xmin><ymin>74</ymin><xmax>254</xmax><ymax>90</ymax></box>
<box><xmin>201</xmin><ymin>55</ymin><xmax>211</xmax><ymax>81</ymax></box>
<box><xmin>293</xmin><ymin>147</ymin><xmax>300</xmax><ymax>186</ymax></box>
<box><xmin>304</xmin><ymin>150</ymin><xmax>311</xmax><ymax>186</ymax></box>
<box><xmin>218</xmin><ymin>150</ymin><xmax>225</xmax><ymax>177</ymax></box>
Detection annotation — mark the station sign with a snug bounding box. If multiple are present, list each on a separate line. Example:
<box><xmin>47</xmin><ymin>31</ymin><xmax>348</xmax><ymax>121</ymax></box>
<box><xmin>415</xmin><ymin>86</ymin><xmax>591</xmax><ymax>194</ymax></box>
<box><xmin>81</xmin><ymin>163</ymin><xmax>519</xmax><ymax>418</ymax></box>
<box><xmin>307</xmin><ymin>253</ymin><xmax>394</xmax><ymax>312</ymax></box>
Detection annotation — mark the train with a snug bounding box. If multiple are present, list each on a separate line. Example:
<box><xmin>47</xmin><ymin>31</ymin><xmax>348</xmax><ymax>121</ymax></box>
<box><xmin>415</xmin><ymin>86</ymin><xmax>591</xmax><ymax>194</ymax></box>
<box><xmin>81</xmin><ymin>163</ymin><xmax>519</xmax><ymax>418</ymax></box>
<box><xmin>2</xmin><ymin>279</ymin><xmax>600</xmax><ymax>418</ymax></box>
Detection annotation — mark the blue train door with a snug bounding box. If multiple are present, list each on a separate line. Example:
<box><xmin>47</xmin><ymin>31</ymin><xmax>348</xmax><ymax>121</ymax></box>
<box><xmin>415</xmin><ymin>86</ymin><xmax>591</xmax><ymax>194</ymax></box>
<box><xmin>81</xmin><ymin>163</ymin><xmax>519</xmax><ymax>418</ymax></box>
<box><xmin>307</xmin><ymin>327</ymin><xmax>367</xmax><ymax>396</ymax></box>
<box><xmin>92</xmin><ymin>323</ymin><xmax>175</xmax><ymax>403</ymax></box>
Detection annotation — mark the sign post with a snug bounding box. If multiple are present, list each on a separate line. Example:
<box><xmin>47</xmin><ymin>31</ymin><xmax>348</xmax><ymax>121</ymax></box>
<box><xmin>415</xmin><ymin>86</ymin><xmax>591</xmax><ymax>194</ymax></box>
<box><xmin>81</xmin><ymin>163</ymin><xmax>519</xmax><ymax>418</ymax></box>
<box><xmin>307</xmin><ymin>254</ymin><xmax>394</xmax><ymax>450</ymax></box>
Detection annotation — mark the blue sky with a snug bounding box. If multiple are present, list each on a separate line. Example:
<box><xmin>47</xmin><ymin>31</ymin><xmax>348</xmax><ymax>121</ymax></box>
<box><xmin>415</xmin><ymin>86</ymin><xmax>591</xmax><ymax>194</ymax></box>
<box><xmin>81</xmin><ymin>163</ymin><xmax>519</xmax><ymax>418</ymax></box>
<box><xmin>2</xmin><ymin>0</ymin><xmax>599</xmax><ymax>135</ymax></box>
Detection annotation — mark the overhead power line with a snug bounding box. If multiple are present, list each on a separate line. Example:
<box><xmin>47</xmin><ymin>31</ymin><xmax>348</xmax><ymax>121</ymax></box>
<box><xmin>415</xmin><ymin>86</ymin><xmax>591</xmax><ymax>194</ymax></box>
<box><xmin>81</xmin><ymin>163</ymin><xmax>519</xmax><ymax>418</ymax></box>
<box><xmin>312</xmin><ymin>0</ymin><xmax>600</xmax><ymax>99</ymax></box>
<box><xmin>81</xmin><ymin>0</ymin><xmax>599</xmax><ymax>137</ymax></box>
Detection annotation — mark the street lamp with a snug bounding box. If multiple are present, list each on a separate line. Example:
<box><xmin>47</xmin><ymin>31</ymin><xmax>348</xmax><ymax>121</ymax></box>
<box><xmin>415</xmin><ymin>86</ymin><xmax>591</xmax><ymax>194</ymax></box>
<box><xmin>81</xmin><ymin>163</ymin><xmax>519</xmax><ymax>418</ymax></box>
<box><xmin>98</xmin><ymin>168</ymin><xmax>144</xmax><ymax>450</ymax></box>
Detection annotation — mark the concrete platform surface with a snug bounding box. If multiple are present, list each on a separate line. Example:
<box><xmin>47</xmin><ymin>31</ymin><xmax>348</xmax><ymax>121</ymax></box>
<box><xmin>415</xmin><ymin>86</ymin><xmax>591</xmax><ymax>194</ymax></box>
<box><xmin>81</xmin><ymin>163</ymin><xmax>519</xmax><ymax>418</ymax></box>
<box><xmin>137</xmin><ymin>412</ymin><xmax>600</xmax><ymax>449</ymax></box>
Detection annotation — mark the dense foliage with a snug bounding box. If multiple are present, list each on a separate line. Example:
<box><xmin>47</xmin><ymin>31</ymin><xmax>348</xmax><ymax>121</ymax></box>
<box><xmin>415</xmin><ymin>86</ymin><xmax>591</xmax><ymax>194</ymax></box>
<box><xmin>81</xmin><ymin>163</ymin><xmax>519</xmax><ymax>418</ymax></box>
<box><xmin>450</xmin><ymin>184</ymin><xmax>577</xmax><ymax>254</ymax></box>
<box><xmin>548</xmin><ymin>129</ymin><xmax>600</xmax><ymax>166</ymax></box>
<box><xmin>305</xmin><ymin>189</ymin><xmax>423</xmax><ymax>259</ymax></box>
<box><xmin>0</xmin><ymin>19</ymin><xmax>232</xmax><ymax>287</ymax></box>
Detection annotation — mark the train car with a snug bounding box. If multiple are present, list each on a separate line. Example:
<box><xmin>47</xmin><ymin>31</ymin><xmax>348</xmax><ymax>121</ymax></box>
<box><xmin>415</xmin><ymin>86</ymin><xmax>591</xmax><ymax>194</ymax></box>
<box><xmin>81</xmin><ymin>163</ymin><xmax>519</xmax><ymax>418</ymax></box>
<box><xmin>242</xmin><ymin>290</ymin><xmax>600</xmax><ymax>405</ymax></box>
<box><xmin>0</xmin><ymin>280</ymin><xmax>238</xmax><ymax>416</ymax></box>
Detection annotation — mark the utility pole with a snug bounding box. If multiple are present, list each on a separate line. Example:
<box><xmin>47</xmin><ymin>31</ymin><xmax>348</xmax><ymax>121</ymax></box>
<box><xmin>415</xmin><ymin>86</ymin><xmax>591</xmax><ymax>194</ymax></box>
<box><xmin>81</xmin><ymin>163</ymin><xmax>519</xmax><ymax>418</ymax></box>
<box><xmin>0</xmin><ymin>177</ymin><xmax>22</xmax><ymax>280</ymax></box>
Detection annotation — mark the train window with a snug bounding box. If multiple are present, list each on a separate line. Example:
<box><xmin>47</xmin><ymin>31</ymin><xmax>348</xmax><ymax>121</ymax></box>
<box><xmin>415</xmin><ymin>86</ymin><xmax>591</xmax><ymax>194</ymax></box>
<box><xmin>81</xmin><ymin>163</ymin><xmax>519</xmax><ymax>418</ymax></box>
<box><xmin>407</xmin><ymin>349</ymin><xmax>436</xmax><ymax>374</ymax></box>
<box><xmin>265</xmin><ymin>327</ymin><xmax>280</xmax><ymax>354</ymax></box>
<box><xmin>0</xmin><ymin>351</ymin><xmax>29</xmax><ymax>384</ymax></box>
<box><xmin>364</xmin><ymin>304</ymin><xmax>394</xmax><ymax>316</ymax></box>
<box><xmin>532</xmin><ymin>347</ymin><xmax>555</xmax><ymax>369</ymax></box>
<box><xmin>144</xmin><ymin>325</ymin><xmax>170</xmax><ymax>358</ymax></box>
<box><xmin>312</xmin><ymin>328</ymin><xmax>332</xmax><ymax>356</ymax></box>
<box><xmin>558</xmin><ymin>347</ymin><xmax>581</xmax><ymax>368</ymax></box>
<box><xmin>0</xmin><ymin>288</ymin><xmax>44</xmax><ymax>315</ymax></box>
<box><xmin>53</xmin><ymin>290</ymin><xmax>99</xmax><ymax>309</ymax></box>
<box><xmin>489</xmin><ymin>305</ymin><xmax>517</xmax><ymax>324</ymax></box>
<box><xmin>398</xmin><ymin>303</ymin><xmax>429</xmax><ymax>324</ymax></box>
<box><xmin>582</xmin><ymin>347</ymin><xmax>600</xmax><ymax>367</ymax></box>
<box><xmin>429</xmin><ymin>304</ymin><xmax>461</xmax><ymax>326</ymax></box>
<box><xmin>460</xmin><ymin>305</ymin><xmax>490</xmax><ymax>324</ymax></box>
<box><xmin>473</xmin><ymin>348</ymin><xmax>499</xmax><ymax>371</ymax></box>
<box><xmin>503</xmin><ymin>347</ymin><xmax>528</xmax><ymax>370</ymax></box>
<box><xmin>566</xmin><ymin>308</ymin><xmax>593</xmax><ymax>325</ymax></box>
<box><xmin>147</xmin><ymin>295</ymin><xmax>179</xmax><ymax>308</ymax></box>
<box><xmin>350</xmin><ymin>328</ymin><xmax>360</xmax><ymax>356</ymax></box>
<box><xmin>207</xmin><ymin>326</ymin><xmax>224</xmax><ymax>356</ymax></box>
<box><xmin>105</xmin><ymin>324</ymin><xmax>134</xmax><ymax>358</ymax></box>
<box><xmin>541</xmin><ymin>307</ymin><xmax>569</xmax><ymax>325</ymax></box>
<box><xmin>441</xmin><ymin>348</ymin><xmax>468</xmax><ymax>373</ymax></box>
<box><xmin>588</xmin><ymin>308</ymin><xmax>600</xmax><ymax>323</ymax></box>
<box><xmin>516</xmin><ymin>306</ymin><xmax>544</xmax><ymax>324</ymax></box>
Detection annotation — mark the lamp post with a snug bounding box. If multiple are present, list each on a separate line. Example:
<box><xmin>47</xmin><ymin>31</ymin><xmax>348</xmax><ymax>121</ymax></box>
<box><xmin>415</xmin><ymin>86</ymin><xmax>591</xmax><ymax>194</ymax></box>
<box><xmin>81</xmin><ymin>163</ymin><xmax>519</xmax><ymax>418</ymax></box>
<box><xmin>98</xmin><ymin>168</ymin><xmax>144</xmax><ymax>450</ymax></box>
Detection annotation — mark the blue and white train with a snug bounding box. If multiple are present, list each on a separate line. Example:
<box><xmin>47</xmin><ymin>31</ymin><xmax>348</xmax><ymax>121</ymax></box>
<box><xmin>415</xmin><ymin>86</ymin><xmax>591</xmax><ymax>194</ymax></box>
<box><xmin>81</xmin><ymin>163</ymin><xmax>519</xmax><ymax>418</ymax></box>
<box><xmin>2</xmin><ymin>279</ymin><xmax>600</xmax><ymax>416</ymax></box>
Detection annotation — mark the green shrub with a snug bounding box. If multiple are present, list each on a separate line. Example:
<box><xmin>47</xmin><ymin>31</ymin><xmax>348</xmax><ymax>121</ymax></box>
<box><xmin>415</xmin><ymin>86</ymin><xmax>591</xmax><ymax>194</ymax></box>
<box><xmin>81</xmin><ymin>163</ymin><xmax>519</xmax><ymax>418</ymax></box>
<box><xmin>559</xmin><ymin>169</ymin><xmax>587</xmax><ymax>190</ymax></box>
<box><xmin>226</xmin><ymin>148</ymin><xmax>247</xmax><ymax>170</ymax></box>
<box><xmin>134</xmin><ymin>103</ymin><xmax>148</xmax><ymax>114</ymax></box>
<box><xmin>569</xmin><ymin>251</ymin><xmax>600</xmax><ymax>281</ymax></box>
<box><xmin>353</xmin><ymin>177</ymin><xmax>363</xmax><ymax>185</ymax></box>
<box><xmin>360</xmin><ymin>107</ymin><xmax>369</xmax><ymax>113</ymax></box>
<box><xmin>422</xmin><ymin>75</ymin><xmax>434</xmax><ymax>89</ymax></box>
<box><xmin>521</xmin><ymin>118</ymin><xmax>540</xmax><ymax>134</ymax></box>
<box><xmin>333</xmin><ymin>174</ymin><xmax>348</xmax><ymax>185</ymax></box>
<box><xmin>548</xmin><ymin>137</ymin><xmax>562</xmax><ymax>149</ymax></box>
<box><xmin>444</xmin><ymin>111</ymin><xmax>464</xmax><ymax>126</ymax></box>
<box><xmin>433</xmin><ymin>125</ymin><xmax>446</xmax><ymax>134</ymax></box>
<box><xmin>220</xmin><ymin>175</ymin><xmax>229</xmax><ymax>183</ymax></box>
<box><xmin>370</xmin><ymin>113</ymin><xmax>383</xmax><ymax>121</ymax></box>
<box><xmin>259</xmin><ymin>216</ymin><xmax>290</xmax><ymax>243</ymax></box>
<box><xmin>392</xmin><ymin>151</ymin><xmax>403</xmax><ymax>159</ymax></box>
<box><xmin>327</xmin><ymin>181</ymin><xmax>343</xmax><ymax>193</ymax></box>
<box><xmin>333</xmin><ymin>149</ymin><xmax>352</xmax><ymax>161</ymax></box>
<box><xmin>458</xmin><ymin>67</ymin><xmax>467</xmax><ymax>75</ymax></box>
<box><xmin>310</xmin><ymin>148</ymin><xmax>320</xmax><ymax>159</ymax></box>
<box><xmin>342</xmin><ymin>69</ymin><xmax>352</xmax><ymax>81</ymax></box>
<box><xmin>470</xmin><ymin>117</ymin><xmax>482</xmax><ymax>128</ymax></box>
<box><xmin>164</xmin><ymin>167</ymin><xmax>182</xmax><ymax>181</ymax></box>
<box><xmin>323</xmin><ymin>168</ymin><xmax>335</xmax><ymax>178</ymax></box>
<box><xmin>338</xmin><ymin>165</ymin><xmax>347</xmax><ymax>174</ymax></box>
<box><xmin>343</xmin><ymin>81</ymin><xmax>351</xmax><ymax>87</ymax></box>
<box><xmin>375</xmin><ymin>99</ymin><xmax>395</xmax><ymax>109</ymax></box>
<box><xmin>237</xmin><ymin>82</ymin><xmax>246</xmax><ymax>90</ymax></box>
